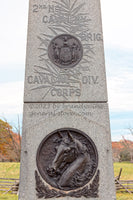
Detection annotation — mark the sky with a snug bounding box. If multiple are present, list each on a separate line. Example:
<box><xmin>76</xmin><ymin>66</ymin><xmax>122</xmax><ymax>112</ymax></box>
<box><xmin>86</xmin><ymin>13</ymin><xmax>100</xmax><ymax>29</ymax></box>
<box><xmin>0</xmin><ymin>0</ymin><xmax>133</xmax><ymax>141</ymax></box>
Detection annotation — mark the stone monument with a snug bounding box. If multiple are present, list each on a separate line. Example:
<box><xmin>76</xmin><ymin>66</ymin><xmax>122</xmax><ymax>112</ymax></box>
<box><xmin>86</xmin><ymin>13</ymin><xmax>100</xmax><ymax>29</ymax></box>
<box><xmin>19</xmin><ymin>0</ymin><xmax>116</xmax><ymax>199</ymax></box>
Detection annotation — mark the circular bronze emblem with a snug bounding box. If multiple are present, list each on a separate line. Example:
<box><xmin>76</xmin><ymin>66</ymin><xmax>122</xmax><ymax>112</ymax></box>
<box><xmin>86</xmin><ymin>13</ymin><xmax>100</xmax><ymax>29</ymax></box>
<box><xmin>36</xmin><ymin>128</ymin><xmax>98</xmax><ymax>191</ymax></box>
<box><xmin>48</xmin><ymin>34</ymin><xmax>83</xmax><ymax>69</ymax></box>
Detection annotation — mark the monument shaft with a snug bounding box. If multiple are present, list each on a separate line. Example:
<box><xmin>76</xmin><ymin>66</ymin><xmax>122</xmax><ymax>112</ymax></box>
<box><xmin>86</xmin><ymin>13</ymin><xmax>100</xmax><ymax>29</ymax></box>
<box><xmin>19</xmin><ymin>0</ymin><xmax>116</xmax><ymax>199</ymax></box>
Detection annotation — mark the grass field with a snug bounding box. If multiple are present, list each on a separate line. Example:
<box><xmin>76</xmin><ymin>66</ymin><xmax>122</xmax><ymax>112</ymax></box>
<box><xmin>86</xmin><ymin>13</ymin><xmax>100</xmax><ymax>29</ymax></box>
<box><xmin>114</xmin><ymin>162</ymin><xmax>133</xmax><ymax>200</ymax></box>
<box><xmin>0</xmin><ymin>162</ymin><xmax>133</xmax><ymax>200</ymax></box>
<box><xmin>114</xmin><ymin>162</ymin><xmax>133</xmax><ymax>180</ymax></box>
<box><xmin>0</xmin><ymin>163</ymin><xmax>19</xmax><ymax>200</ymax></box>
<box><xmin>0</xmin><ymin>163</ymin><xmax>20</xmax><ymax>179</ymax></box>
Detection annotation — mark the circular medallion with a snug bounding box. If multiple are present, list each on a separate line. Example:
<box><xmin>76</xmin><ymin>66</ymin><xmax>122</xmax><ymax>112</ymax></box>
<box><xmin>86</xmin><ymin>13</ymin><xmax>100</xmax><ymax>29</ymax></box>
<box><xmin>36</xmin><ymin>128</ymin><xmax>98</xmax><ymax>191</ymax></box>
<box><xmin>48</xmin><ymin>34</ymin><xmax>83</xmax><ymax>69</ymax></box>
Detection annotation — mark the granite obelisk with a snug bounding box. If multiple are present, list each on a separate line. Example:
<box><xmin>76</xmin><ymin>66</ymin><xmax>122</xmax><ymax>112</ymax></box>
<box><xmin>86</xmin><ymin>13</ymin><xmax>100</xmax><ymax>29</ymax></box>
<box><xmin>19</xmin><ymin>0</ymin><xmax>116</xmax><ymax>199</ymax></box>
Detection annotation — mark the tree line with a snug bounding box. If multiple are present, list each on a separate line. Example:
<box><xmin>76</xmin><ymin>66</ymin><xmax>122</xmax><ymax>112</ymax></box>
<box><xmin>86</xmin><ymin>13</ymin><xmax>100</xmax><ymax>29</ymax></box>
<box><xmin>0</xmin><ymin>119</ymin><xmax>21</xmax><ymax>162</ymax></box>
<box><xmin>112</xmin><ymin>129</ymin><xmax>133</xmax><ymax>162</ymax></box>
<box><xmin>0</xmin><ymin>118</ymin><xmax>132</xmax><ymax>162</ymax></box>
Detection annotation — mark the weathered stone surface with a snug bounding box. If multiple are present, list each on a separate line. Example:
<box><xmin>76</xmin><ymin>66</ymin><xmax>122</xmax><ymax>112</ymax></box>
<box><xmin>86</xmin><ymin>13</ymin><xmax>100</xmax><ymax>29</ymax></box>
<box><xmin>19</xmin><ymin>0</ymin><xmax>116</xmax><ymax>199</ymax></box>
<box><xmin>24</xmin><ymin>0</ymin><xmax>107</xmax><ymax>102</ymax></box>
<box><xmin>19</xmin><ymin>103</ymin><xmax>116</xmax><ymax>200</ymax></box>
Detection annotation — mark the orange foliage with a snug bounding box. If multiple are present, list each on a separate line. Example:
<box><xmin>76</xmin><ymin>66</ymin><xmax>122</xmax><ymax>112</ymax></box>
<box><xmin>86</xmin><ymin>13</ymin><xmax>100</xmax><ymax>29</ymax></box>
<box><xmin>112</xmin><ymin>140</ymin><xmax>133</xmax><ymax>150</ymax></box>
<box><xmin>0</xmin><ymin>119</ymin><xmax>21</xmax><ymax>162</ymax></box>
<box><xmin>112</xmin><ymin>140</ymin><xmax>133</xmax><ymax>162</ymax></box>
<box><xmin>112</xmin><ymin>141</ymin><xmax>123</xmax><ymax>150</ymax></box>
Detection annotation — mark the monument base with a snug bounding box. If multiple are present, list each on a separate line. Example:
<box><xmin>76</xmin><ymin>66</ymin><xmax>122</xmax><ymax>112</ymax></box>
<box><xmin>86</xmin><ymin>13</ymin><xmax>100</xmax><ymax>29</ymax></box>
<box><xmin>19</xmin><ymin>103</ymin><xmax>116</xmax><ymax>200</ymax></box>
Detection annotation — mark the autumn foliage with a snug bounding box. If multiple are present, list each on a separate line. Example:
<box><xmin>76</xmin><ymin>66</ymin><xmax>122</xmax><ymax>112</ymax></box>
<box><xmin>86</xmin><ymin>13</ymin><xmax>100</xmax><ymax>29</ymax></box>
<box><xmin>112</xmin><ymin>140</ymin><xmax>133</xmax><ymax>162</ymax></box>
<box><xmin>0</xmin><ymin>118</ymin><xmax>132</xmax><ymax>162</ymax></box>
<box><xmin>0</xmin><ymin>119</ymin><xmax>21</xmax><ymax>162</ymax></box>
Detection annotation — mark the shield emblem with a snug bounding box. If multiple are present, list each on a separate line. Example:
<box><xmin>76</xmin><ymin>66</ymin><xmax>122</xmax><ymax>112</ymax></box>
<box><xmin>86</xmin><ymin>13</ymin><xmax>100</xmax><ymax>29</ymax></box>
<box><xmin>60</xmin><ymin>47</ymin><xmax>72</xmax><ymax>63</ymax></box>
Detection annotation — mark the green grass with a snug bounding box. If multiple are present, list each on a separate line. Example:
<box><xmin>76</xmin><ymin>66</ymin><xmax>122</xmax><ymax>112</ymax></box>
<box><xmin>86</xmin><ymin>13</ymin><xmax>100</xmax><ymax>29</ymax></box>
<box><xmin>116</xmin><ymin>192</ymin><xmax>133</xmax><ymax>200</ymax></box>
<box><xmin>114</xmin><ymin>162</ymin><xmax>133</xmax><ymax>180</ymax></box>
<box><xmin>0</xmin><ymin>163</ymin><xmax>19</xmax><ymax>200</ymax></box>
<box><xmin>0</xmin><ymin>163</ymin><xmax>20</xmax><ymax>179</ymax></box>
<box><xmin>0</xmin><ymin>162</ymin><xmax>133</xmax><ymax>200</ymax></box>
<box><xmin>114</xmin><ymin>162</ymin><xmax>133</xmax><ymax>200</ymax></box>
<box><xmin>0</xmin><ymin>192</ymin><xmax>18</xmax><ymax>200</ymax></box>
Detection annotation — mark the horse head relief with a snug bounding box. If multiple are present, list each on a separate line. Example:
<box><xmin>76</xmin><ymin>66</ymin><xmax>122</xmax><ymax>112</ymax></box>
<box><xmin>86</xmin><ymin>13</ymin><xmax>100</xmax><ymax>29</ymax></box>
<box><xmin>36</xmin><ymin>128</ymin><xmax>98</xmax><ymax>191</ymax></box>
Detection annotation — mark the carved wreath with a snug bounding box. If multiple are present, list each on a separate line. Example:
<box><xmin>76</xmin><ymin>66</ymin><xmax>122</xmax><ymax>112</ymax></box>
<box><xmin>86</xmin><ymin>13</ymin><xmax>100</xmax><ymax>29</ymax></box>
<box><xmin>35</xmin><ymin>170</ymin><xmax>99</xmax><ymax>199</ymax></box>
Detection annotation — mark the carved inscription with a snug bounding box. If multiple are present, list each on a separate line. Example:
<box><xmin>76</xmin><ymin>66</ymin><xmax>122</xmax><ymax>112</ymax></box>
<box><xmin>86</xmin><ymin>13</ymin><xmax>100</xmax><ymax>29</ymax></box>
<box><xmin>28</xmin><ymin>103</ymin><xmax>104</xmax><ymax>118</ymax></box>
<box><xmin>36</xmin><ymin>128</ymin><xmax>98</xmax><ymax>191</ymax></box>
<box><xmin>28</xmin><ymin>0</ymin><xmax>103</xmax><ymax>100</ymax></box>
<box><xmin>28</xmin><ymin>75</ymin><xmax>99</xmax><ymax>85</ymax></box>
